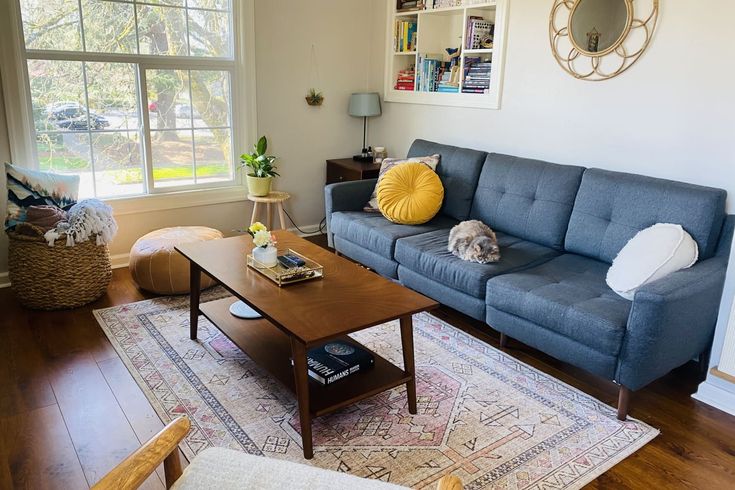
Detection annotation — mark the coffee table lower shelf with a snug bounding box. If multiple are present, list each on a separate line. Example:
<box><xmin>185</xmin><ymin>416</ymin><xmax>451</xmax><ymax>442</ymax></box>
<box><xmin>199</xmin><ymin>297</ymin><xmax>412</xmax><ymax>418</ymax></box>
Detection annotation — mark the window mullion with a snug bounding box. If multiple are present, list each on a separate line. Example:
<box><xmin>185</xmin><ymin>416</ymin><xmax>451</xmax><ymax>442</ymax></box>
<box><xmin>80</xmin><ymin>61</ymin><xmax>98</xmax><ymax>198</ymax></box>
<box><xmin>133</xmin><ymin>0</ymin><xmax>141</xmax><ymax>55</ymax></box>
<box><xmin>137</xmin><ymin>64</ymin><xmax>155</xmax><ymax>194</ymax></box>
<box><xmin>77</xmin><ymin>0</ymin><xmax>87</xmax><ymax>52</ymax></box>
<box><xmin>188</xmin><ymin>70</ymin><xmax>198</xmax><ymax>185</ymax></box>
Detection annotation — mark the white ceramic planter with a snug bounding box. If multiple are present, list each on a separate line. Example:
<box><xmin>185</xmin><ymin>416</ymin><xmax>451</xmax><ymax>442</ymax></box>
<box><xmin>252</xmin><ymin>245</ymin><xmax>278</xmax><ymax>267</ymax></box>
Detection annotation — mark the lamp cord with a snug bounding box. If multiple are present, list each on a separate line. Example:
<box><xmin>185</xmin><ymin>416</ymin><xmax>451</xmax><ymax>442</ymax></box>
<box><xmin>281</xmin><ymin>206</ymin><xmax>327</xmax><ymax>236</ymax></box>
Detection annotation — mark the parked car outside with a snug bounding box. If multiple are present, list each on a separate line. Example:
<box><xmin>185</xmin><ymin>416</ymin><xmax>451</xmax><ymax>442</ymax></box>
<box><xmin>45</xmin><ymin>102</ymin><xmax>109</xmax><ymax>130</ymax></box>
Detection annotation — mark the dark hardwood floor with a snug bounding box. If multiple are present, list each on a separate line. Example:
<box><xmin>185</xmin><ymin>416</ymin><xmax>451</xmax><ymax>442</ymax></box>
<box><xmin>1</xmin><ymin>235</ymin><xmax>734</xmax><ymax>489</ymax></box>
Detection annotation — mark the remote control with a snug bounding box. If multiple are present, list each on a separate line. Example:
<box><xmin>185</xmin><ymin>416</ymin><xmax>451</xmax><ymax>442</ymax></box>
<box><xmin>277</xmin><ymin>255</ymin><xmax>298</xmax><ymax>268</ymax></box>
<box><xmin>284</xmin><ymin>253</ymin><xmax>306</xmax><ymax>267</ymax></box>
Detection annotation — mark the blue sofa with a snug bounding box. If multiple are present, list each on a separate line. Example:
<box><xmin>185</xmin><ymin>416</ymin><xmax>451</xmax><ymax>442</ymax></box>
<box><xmin>325</xmin><ymin>139</ymin><xmax>734</xmax><ymax>419</ymax></box>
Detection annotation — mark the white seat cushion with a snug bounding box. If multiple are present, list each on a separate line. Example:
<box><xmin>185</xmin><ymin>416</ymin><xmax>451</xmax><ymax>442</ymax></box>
<box><xmin>606</xmin><ymin>223</ymin><xmax>699</xmax><ymax>300</ymax></box>
<box><xmin>172</xmin><ymin>447</ymin><xmax>407</xmax><ymax>490</ymax></box>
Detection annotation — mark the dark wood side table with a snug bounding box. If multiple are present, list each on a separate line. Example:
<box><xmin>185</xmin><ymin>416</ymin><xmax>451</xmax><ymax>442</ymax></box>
<box><xmin>326</xmin><ymin>158</ymin><xmax>381</xmax><ymax>185</ymax></box>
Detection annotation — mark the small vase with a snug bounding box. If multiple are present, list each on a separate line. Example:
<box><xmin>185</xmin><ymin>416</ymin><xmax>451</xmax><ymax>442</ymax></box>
<box><xmin>246</xmin><ymin>175</ymin><xmax>272</xmax><ymax>197</ymax></box>
<box><xmin>252</xmin><ymin>245</ymin><xmax>278</xmax><ymax>267</ymax></box>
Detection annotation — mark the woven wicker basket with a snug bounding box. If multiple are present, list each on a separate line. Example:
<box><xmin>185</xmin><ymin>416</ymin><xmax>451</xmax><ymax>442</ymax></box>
<box><xmin>7</xmin><ymin>224</ymin><xmax>112</xmax><ymax>310</ymax></box>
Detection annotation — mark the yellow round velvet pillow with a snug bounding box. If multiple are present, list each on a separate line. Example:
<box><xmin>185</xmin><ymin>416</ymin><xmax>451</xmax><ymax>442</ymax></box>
<box><xmin>377</xmin><ymin>162</ymin><xmax>444</xmax><ymax>225</ymax></box>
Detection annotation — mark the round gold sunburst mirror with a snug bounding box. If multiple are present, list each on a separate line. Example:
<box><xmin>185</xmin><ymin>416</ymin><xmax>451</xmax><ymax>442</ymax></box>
<box><xmin>550</xmin><ymin>0</ymin><xmax>659</xmax><ymax>81</ymax></box>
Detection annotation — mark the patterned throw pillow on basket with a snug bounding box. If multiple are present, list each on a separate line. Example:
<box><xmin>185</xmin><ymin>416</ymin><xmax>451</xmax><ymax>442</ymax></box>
<box><xmin>5</xmin><ymin>162</ymin><xmax>79</xmax><ymax>230</ymax></box>
<box><xmin>364</xmin><ymin>154</ymin><xmax>440</xmax><ymax>212</ymax></box>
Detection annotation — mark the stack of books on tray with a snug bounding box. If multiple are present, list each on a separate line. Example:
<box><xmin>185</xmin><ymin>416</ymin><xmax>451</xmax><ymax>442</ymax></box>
<box><xmin>463</xmin><ymin>57</ymin><xmax>491</xmax><ymax>94</ymax></box>
<box><xmin>305</xmin><ymin>341</ymin><xmax>375</xmax><ymax>386</ymax></box>
<box><xmin>395</xmin><ymin>67</ymin><xmax>416</xmax><ymax>91</ymax></box>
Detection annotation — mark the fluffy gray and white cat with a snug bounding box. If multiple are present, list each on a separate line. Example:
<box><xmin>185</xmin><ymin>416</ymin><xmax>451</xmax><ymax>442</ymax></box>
<box><xmin>448</xmin><ymin>220</ymin><xmax>501</xmax><ymax>264</ymax></box>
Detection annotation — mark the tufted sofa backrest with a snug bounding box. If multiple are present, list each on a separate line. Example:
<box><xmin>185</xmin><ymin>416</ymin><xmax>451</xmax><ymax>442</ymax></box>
<box><xmin>565</xmin><ymin>168</ymin><xmax>727</xmax><ymax>263</ymax></box>
<box><xmin>469</xmin><ymin>153</ymin><xmax>585</xmax><ymax>250</ymax></box>
<box><xmin>407</xmin><ymin>139</ymin><xmax>487</xmax><ymax>222</ymax></box>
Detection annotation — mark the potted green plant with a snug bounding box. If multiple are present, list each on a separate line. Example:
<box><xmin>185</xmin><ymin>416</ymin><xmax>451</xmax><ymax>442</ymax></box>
<box><xmin>240</xmin><ymin>136</ymin><xmax>279</xmax><ymax>197</ymax></box>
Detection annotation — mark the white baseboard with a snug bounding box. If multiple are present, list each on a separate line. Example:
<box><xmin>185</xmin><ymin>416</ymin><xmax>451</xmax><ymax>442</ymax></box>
<box><xmin>0</xmin><ymin>272</ymin><xmax>9</xmax><ymax>289</ymax></box>
<box><xmin>692</xmin><ymin>380</ymin><xmax>735</xmax><ymax>417</ymax></box>
<box><xmin>287</xmin><ymin>223</ymin><xmax>324</xmax><ymax>238</ymax></box>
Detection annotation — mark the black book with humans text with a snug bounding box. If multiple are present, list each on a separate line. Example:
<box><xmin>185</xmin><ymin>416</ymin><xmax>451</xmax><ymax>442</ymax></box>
<box><xmin>306</xmin><ymin>341</ymin><xmax>375</xmax><ymax>385</ymax></box>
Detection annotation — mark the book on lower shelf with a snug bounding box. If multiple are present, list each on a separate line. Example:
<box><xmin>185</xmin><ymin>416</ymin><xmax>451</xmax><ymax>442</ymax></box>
<box><xmin>462</xmin><ymin>57</ymin><xmax>491</xmax><ymax>94</ymax></box>
<box><xmin>303</xmin><ymin>341</ymin><xmax>375</xmax><ymax>386</ymax></box>
<box><xmin>416</xmin><ymin>53</ymin><xmax>460</xmax><ymax>93</ymax></box>
<box><xmin>394</xmin><ymin>67</ymin><xmax>416</xmax><ymax>91</ymax></box>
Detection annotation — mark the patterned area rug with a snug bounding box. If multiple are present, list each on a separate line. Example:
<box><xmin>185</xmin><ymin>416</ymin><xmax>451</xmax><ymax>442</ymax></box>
<box><xmin>94</xmin><ymin>291</ymin><xmax>658</xmax><ymax>489</ymax></box>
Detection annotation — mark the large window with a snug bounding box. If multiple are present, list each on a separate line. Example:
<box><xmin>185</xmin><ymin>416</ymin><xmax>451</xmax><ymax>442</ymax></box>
<box><xmin>18</xmin><ymin>0</ymin><xmax>236</xmax><ymax>198</ymax></box>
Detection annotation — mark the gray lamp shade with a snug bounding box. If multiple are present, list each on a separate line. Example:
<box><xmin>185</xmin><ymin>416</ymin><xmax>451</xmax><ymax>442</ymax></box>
<box><xmin>348</xmin><ymin>92</ymin><xmax>382</xmax><ymax>117</ymax></box>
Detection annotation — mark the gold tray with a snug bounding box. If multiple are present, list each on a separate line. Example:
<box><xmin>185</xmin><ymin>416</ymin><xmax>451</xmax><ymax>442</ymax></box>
<box><xmin>246</xmin><ymin>249</ymin><xmax>324</xmax><ymax>286</ymax></box>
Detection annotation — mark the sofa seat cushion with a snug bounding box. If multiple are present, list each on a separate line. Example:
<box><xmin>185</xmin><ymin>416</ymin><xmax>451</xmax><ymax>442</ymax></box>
<box><xmin>395</xmin><ymin>229</ymin><xmax>559</xmax><ymax>298</ymax></box>
<box><xmin>331</xmin><ymin>211</ymin><xmax>457</xmax><ymax>259</ymax></box>
<box><xmin>486</xmin><ymin>254</ymin><xmax>632</xmax><ymax>356</ymax></box>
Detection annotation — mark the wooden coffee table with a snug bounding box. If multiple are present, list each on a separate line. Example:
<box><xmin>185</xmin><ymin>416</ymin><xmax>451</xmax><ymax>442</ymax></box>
<box><xmin>175</xmin><ymin>231</ymin><xmax>438</xmax><ymax>458</ymax></box>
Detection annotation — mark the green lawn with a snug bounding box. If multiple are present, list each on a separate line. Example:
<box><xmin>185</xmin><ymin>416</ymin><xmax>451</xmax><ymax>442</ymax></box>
<box><xmin>113</xmin><ymin>164</ymin><xmax>231</xmax><ymax>184</ymax></box>
<box><xmin>37</xmin><ymin>139</ymin><xmax>230</xmax><ymax>183</ymax></box>
<box><xmin>39</xmin><ymin>155</ymin><xmax>89</xmax><ymax>172</ymax></box>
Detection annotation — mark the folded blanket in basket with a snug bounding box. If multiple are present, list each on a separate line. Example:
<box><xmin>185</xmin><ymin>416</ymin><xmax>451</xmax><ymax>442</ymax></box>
<box><xmin>26</xmin><ymin>205</ymin><xmax>68</xmax><ymax>231</ymax></box>
<box><xmin>44</xmin><ymin>198</ymin><xmax>117</xmax><ymax>247</ymax></box>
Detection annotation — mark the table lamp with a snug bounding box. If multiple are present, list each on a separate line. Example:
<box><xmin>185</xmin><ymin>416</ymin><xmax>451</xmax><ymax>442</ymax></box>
<box><xmin>348</xmin><ymin>92</ymin><xmax>382</xmax><ymax>162</ymax></box>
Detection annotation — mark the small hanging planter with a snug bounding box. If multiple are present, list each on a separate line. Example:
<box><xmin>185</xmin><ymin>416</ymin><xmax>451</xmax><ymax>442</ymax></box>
<box><xmin>305</xmin><ymin>88</ymin><xmax>324</xmax><ymax>106</ymax></box>
<box><xmin>305</xmin><ymin>44</ymin><xmax>324</xmax><ymax>107</ymax></box>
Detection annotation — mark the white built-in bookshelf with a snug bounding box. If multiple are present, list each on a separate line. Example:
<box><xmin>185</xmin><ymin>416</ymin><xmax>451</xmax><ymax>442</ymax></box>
<box><xmin>383</xmin><ymin>0</ymin><xmax>508</xmax><ymax>109</ymax></box>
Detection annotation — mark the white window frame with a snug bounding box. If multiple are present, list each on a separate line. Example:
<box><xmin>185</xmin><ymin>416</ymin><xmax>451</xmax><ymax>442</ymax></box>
<box><xmin>0</xmin><ymin>0</ymin><xmax>257</xmax><ymax>214</ymax></box>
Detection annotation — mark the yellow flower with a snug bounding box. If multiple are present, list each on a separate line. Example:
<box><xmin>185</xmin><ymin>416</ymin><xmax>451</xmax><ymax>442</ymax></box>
<box><xmin>249</xmin><ymin>222</ymin><xmax>267</xmax><ymax>234</ymax></box>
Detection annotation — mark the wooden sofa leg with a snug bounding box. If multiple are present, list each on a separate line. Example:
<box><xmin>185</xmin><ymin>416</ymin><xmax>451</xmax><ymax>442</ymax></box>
<box><xmin>617</xmin><ymin>385</ymin><xmax>631</xmax><ymax>421</ymax></box>
<box><xmin>499</xmin><ymin>333</ymin><xmax>508</xmax><ymax>348</ymax></box>
<box><xmin>698</xmin><ymin>347</ymin><xmax>712</xmax><ymax>380</ymax></box>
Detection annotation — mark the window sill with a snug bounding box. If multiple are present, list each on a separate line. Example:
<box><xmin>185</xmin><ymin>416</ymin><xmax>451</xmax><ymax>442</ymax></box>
<box><xmin>106</xmin><ymin>185</ymin><xmax>249</xmax><ymax>216</ymax></box>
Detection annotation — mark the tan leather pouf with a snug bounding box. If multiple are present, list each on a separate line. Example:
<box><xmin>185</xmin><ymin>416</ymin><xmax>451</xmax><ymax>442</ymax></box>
<box><xmin>129</xmin><ymin>226</ymin><xmax>223</xmax><ymax>295</ymax></box>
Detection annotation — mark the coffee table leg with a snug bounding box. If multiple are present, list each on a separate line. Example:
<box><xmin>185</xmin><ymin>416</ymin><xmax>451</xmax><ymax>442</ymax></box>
<box><xmin>190</xmin><ymin>261</ymin><xmax>201</xmax><ymax>340</ymax></box>
<box><xmin>400</xmin><ymin>315</ymin><xmax>417</xmax><ymax>414</ymax></box>
<box><xmin>290</xmin><ymin>338</ymin><xmax>313</xmax><ymax>459</ymax></box>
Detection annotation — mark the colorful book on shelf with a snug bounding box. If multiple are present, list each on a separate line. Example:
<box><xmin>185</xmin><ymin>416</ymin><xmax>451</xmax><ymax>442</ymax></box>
<box><xmin>462</xmin><ymin>57</ymin><xmax>491</xmax><ymax>94</ymax></box>
<box><xmin>394</xmin><ymin>20</ymin><xmax>417</xmax><ymax>52</ymax></box>
<box><xmin>416</xmin><ymin>54</ymin><xmax>458</xmax><ymax>93</ymax></box>
<box><xmin>394</xmin><ymin>67</ymin><xmax>416</xmax><ymax>91</ymax></box>
<box><xmin>303</xmin><ymin>341</ymin><xmax>375</xmax><ymax>386</ymax></box>
<box><xmin>397</xmin><ymin>0</ymin><xmax>422</xmax><ymax>11</ymax></box>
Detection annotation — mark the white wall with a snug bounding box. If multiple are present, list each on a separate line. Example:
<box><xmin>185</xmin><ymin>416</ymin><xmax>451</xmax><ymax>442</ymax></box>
<box><xmin>368</xmin><ymin>0</ymin><xmax>735</xmax><ymax>409</ymax></box>
<box><xmin>0</xmin><ymin>0</ymin><xmax>370</xmax><ymax>281</ymax></box>
<box><xmin>254</xmin><ymin>0</ymin><xmax>371</xmax><ymax>229</ymax></box>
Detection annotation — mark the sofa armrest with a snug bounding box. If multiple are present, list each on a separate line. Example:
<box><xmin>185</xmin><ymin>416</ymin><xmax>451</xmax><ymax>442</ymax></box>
<box><xmin>616</xmin><ymin>257</ymin><xmax>728</xmax><ymax>390</ymax></box>
<box><xmin>324</xmin><ymin>179</ymin><xmax>376</xmax><ymax>247</ymax></box>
